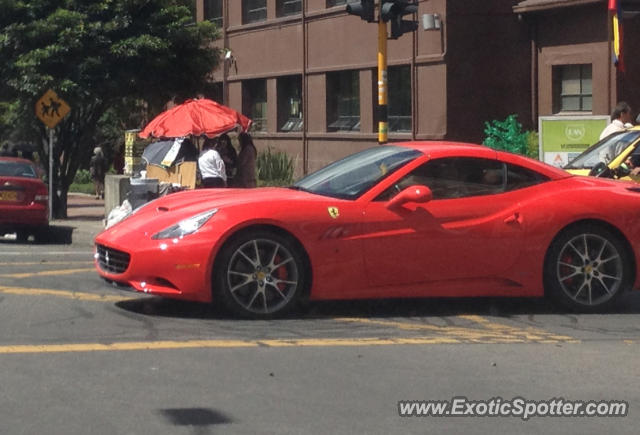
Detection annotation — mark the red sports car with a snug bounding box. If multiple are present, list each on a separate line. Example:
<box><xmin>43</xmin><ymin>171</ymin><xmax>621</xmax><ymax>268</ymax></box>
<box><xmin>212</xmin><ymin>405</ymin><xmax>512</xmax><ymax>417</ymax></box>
<box><xmin>0</xmin><ymin>157</ymin><xmax>49</xmax><ymax>242</ymax></box>
<box><xmin>94</xmin><ymin>142</ymin><xmax>640</xmax><ymax>317</ymax></box>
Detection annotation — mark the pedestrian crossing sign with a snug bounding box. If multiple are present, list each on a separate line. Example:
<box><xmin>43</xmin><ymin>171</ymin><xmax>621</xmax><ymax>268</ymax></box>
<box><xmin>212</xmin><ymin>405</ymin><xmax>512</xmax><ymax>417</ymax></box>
<box><xmin>35</xmin><ymin>89</ymin><xmax>71</xmax><ymax>128</ymax></box>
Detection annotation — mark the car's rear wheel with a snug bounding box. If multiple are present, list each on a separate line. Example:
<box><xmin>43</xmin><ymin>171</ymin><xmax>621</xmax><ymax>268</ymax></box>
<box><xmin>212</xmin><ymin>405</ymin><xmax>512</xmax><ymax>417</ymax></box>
<box><xmin>215</xmin><ymin>230</ymin><xmax>307</xmax><ymax>318</ymax></box>
<box><xmin>544</xmin><ymin>224</ymin><xmax>632</xmax><ymax>311</ymax></box>
<box><xmin>15</xmin><ymin>230</ymin><xmax>29</xmax><ymax>243</ymax></box>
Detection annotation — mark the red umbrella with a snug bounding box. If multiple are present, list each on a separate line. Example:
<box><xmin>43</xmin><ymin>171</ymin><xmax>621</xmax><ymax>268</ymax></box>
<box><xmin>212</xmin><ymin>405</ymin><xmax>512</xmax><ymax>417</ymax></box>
<box><xmin>139</xmin><ymin>98</ymin><xmax>252</xmax><ymax>139</ymax></box>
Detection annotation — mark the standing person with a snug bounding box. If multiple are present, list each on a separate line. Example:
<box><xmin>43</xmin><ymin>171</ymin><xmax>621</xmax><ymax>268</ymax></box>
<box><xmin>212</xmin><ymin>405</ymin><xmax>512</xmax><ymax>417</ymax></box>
<box><xmin>89</xmin><ymin>146</ymin><xmax>107</xmax><ymax>199</ymax></box>
<box><xmin>235</xmin><ymin>132</ymin><xmax>257</xmax><ymax>188</ymax></box>
<box><xmin>216</xmin><ymin>133</ymin><xmax>238</xmax><ymax>181</ymax></box>
<box><xmin>198</xmin><ymin>138</ymin><xmax>226</xmax><ymax>188</ymax></box>
<box><xmin>600</xmin><ymin>101</ymin><xmax>633</xmax><ymax>140</ymax></box>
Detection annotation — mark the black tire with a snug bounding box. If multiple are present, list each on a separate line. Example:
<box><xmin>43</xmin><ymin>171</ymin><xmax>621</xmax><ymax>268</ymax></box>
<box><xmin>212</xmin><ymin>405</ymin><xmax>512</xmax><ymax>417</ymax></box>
<box><xmin>544</xmin><ymin>224</ymin><xmax>632</xmax><ymax>312</ymax></box>
<box><xmin>214</xmin><ymin>230</ymin><xmax>308</xmax><ymax>319</ymax></box>
<box><xmin>15</xmin><ymin>230</ymin><xmax>29</xmax><ymax>243</ymax></box>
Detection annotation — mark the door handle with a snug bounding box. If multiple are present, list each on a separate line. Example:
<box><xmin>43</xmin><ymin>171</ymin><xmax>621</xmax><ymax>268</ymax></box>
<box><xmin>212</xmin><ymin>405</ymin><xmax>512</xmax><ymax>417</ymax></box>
<box><xmin>504</xmin><ymin>212</ymin><xmax>522</xmax><ymax>224</ymax></box>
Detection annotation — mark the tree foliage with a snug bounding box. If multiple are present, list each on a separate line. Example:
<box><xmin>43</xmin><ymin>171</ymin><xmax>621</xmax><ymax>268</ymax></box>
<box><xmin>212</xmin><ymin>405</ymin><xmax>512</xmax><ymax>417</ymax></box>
<box><xmin>0</xmin><ymin>0</ymin><xmax>220</xmax><ymax>217</ymax></box>
<box><xmin>483</xmin><ymin>114</ymin><xmax>529</xmax><ymax>156</ymax></box>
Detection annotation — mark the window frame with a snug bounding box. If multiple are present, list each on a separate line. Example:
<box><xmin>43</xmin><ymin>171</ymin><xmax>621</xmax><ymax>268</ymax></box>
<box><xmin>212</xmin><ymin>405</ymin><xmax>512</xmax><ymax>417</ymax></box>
<box><xmin>386</xmin><ymin>65</ymin><xmax>412</xmax><ymax>133</ymax></box>
<box><xmin>242</xmin><ymin>0</ymin><xmax>267</xmax><ymax>24</ymax></box>
<box><xmin>278</xmin><ymin>75</ymin><xmax>303</xmax><ymax>132</ymax></box>
<box><xmin>553</xmin><ymin>64</ymin><xmax>592</xmax><ymax>113</ymax></box>
<box><xmin>277</xmin><ymin>0</ymin><xmax>302</xmax><ymax>17</ymax></box>
<box><xmin>326</xmin><ymin>70</ymin><xmax>360</xmax><ymax>132</ymax></box>
<box><xmin>242</xmin><ymin>79</ymin><xmax>267</xmax><ymax>132</ymax></box>
<box><xmin>203</xmin><ymin>0</ymin><xmax>223</xmax><ymax>27</ymax></box>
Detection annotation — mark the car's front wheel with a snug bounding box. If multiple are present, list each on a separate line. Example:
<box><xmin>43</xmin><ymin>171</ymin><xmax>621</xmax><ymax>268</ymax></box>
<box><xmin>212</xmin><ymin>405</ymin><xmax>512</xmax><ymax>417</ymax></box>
<box><xmin>544</xmin><ymin>224</ymin><xmax>632</xmax><ymax>311</ymax></box>
<box><xmin>214</xmin><ymin>230</ymin><xmax>307</xmax><ymax>318</ymax></box>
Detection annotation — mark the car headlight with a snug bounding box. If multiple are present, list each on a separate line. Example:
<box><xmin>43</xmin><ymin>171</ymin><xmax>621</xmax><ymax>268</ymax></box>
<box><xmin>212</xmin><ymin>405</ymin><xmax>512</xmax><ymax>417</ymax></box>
<box><xmin>151</xmin><ymin>209</ymin><xmax>218</xmax><ymax>240</ymax></box>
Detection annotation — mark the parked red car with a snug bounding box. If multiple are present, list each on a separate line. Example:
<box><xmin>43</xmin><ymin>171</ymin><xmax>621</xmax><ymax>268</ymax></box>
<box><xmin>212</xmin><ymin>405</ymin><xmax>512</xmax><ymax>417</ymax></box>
<box><xmin>0</xmin><ymin>157</ymin><xmax>48</xmax><ymax>242</ymax></box>
<box><xmin>95</xmin><ymin>142</ymin><xmax>640</xmax><ymax>317</ymax></box>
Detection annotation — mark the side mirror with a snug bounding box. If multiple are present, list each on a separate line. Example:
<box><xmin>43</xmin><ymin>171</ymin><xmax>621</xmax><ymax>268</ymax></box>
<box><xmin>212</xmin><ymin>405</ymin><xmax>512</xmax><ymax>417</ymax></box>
<box><xmin>387</xmin><ymin>185</ymin><xmax>433</xmax><ymax>209</ymax></box>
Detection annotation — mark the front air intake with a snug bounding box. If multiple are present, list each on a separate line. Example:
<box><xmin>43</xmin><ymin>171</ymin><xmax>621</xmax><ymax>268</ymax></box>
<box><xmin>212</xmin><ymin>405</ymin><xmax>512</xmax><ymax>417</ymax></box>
<box><xmin>96</xmin><ymin>244</ymin><xmax>130</xmax><ymax>274</ymax></box>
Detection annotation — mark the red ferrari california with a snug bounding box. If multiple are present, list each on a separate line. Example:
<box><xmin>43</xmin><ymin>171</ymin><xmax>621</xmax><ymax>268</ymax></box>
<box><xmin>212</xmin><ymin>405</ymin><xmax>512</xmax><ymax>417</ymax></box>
<box><xmin>95</xmin><ymin>142</ymin><xmax>640</xmax><ymax>317</ymax></box>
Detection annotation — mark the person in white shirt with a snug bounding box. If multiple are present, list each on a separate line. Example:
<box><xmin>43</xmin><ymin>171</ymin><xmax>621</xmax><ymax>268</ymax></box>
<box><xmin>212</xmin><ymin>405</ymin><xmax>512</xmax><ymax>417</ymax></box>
<box><xmin>599</xmin><ymin>101</ymin><xmax>633</xmax><ymax>140</ymax></box>
<box><xmin>198</xmin><ymin>138</ymin><xmax>226</xmax><ymax>188</ymax></box>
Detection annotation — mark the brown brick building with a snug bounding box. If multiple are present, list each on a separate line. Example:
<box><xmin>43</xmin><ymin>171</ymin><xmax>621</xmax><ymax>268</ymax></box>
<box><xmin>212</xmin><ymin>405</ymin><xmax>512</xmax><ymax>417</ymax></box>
<box><xmin>196</xmin><ymin>0</ymin><xmax>639</xmax><ymax>176</ymax></box>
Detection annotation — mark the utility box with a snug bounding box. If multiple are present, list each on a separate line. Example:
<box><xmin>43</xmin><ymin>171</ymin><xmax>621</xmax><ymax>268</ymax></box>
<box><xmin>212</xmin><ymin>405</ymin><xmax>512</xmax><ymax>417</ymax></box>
<box><xmin>128</xmin><ymin>178</ymin><xmax>159</xmax><ymax>209</ymax></box>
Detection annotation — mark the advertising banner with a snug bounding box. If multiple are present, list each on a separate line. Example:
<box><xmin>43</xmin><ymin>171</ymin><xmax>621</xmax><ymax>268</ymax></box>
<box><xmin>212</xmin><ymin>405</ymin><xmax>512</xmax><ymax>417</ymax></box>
<box><xmin>538</xmin><ymin>116</ymin><xmax>610</xmax><ymax>167</ymax></box>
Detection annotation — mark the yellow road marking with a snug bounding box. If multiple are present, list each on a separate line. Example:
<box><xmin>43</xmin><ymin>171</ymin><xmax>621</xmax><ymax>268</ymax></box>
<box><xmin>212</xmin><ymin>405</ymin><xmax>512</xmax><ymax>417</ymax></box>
<box><xmin>0</xmin><ymin>336</ymin><xmax>500</xmax><ymax>354</ymax></box>
<box><xmin>0</xmin><ymin>261</ymin><xmax>93</xmax><ymax>267</ymax></box>
<box><xmin>0</xmin><ymin>286</ymin><xmax>130</xmax><ymax>303</ymax></box>
<box><xmin>336</xmin><ymin>316</ymin><xmax>578</xmax><ymax>343</ymax></box>
<box><xmin>0</xmin><ymin>268</ymin><xmax>95</xmax><ymax>279</ymax></box>
<box><xmin>0</xmin><ymin>287</ymin><xmax>580</xmax><ymax>348</ymax></box>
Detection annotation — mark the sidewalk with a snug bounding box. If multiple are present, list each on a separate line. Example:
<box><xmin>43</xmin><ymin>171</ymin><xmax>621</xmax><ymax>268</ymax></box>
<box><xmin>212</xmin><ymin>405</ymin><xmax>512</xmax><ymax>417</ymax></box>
<box><xmin>65</xmin><ymin>192</ymin><xmax>106</xmax><ymax>221</ymax></box>
<box><xmin>51</xmin><ymin>193</ymin><xmax>106</xmax><ymax>244</ymax></box>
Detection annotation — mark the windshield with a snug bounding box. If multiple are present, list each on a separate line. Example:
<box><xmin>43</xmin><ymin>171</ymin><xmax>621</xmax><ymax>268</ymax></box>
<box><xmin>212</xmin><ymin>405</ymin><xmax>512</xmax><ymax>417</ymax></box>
<box><xmin>292</xmin><ymin>146</ymin><xmax>422</xmax><ymax>200</ymax></box>
<box><xmin>564</xmin><ymin>130</ymin><xmax>640</xmax><ymax>169</ymax></box>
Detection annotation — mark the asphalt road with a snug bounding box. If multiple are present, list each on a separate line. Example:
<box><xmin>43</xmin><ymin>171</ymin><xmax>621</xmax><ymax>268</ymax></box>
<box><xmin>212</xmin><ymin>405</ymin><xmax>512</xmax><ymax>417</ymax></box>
<box><xmin>1</xmin><ymin>209</ymin><xmax>640</xmax><ymax>434</ymax></box>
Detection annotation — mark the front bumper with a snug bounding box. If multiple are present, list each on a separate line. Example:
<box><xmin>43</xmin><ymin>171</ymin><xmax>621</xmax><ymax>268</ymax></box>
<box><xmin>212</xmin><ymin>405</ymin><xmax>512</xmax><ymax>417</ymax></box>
<box><xmin>94</xmin><ymin>235</ymin><xmax>218</xmax><ymax>303</ymax></box>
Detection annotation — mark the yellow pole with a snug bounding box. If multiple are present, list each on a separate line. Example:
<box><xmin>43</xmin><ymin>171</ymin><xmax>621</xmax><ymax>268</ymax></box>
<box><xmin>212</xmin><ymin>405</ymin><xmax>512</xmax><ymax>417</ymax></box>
<box><xmin>378</xmin><ymin>14</ymin><xmax>388</xmax><ymax>144</ymax></box>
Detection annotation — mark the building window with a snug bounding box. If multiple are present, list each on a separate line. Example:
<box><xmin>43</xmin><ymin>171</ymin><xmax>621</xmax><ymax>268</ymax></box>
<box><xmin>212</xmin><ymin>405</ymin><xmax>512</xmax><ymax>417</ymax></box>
<box><xmin>388</xmin><ymin>66</ymin><xmax>411</xmax><ymax>132</ymax></box>
<box><xmin>186</xmin><ymin>0</ymin><xmax>196</xmax><ymax>24</ymax></box>
<box><xmin>553</xmin><ymin>64</ymin><xmax>592</xmax><ymax>113</ymax></box>
<box><xmin>327</xmin><ymin>0</ymin><xmax>347</xmax><ymax>7</ymax></box>
<box><xmin>243</xmin><ymin>79</ymin><xmax>267</xmax><ymax>132</ymax></box>
<box><xmin>327</xmin><ymin>70</ymin><xmax>360</xmax><ymax>132</ymax></box>
<box><xmin>278</xmin><ymin>76</ymin><xmax>303</xmax><ymax>132</ymax></box>
<box><xmin>204</xmin><ymin>0</ymin><xmax>222</xmax><ymax>27</ymax></box>
<box><xmin>277</xmin><ymin>0</ymin><xmax>302</xmax><ymax>17</ymax></box>
<box><xmin>243</xmin><ymin>0</ymin><xmax>267</xmax><ymax>24</ymax></box>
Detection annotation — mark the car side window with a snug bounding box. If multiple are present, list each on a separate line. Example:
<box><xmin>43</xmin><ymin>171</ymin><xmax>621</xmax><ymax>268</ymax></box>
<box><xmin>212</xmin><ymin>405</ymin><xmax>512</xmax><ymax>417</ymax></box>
<box><xmin>376</xmin><ymin>157</ymin><xmax>505</xmax><ymax>201</ymax></box>
<box><xmin>505</xmin><ymin>163</ymin><xmax>549</xmax><ymax>191</ymax></box>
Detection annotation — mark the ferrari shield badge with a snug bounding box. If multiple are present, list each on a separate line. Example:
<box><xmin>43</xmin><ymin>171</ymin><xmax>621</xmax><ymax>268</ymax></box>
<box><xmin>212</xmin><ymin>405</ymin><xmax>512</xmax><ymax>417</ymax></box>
<box><xmin>328</xmin><ymin>206</ymin><xmax>340</xmax><ymax>219</ymax></box>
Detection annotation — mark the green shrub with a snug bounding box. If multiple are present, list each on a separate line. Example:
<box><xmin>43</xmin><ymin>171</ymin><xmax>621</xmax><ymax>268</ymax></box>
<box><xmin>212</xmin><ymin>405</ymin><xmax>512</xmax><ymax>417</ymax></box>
<box><xmin>69</xmin><ymin>182</ymin><xmax>95</xmax><ymax>194</ymax></box>
<box><xmin>73</xmin><ymin>169</ymin><xmax>92</xmax><ymax>184</ymax></box>
<box><xmin>257</xmin><ymin>147</ymin><xmax>294</xmax><ymax>186</ymax></box>
<box><xmin>483</xmin><ymin>114</ymin><xmax>529</xmax><ymax>156</ymax></box>
<box><xmin>526</xmin><ymin>130</ymin><xmax>539</xmax><ymax>160</ymax></box>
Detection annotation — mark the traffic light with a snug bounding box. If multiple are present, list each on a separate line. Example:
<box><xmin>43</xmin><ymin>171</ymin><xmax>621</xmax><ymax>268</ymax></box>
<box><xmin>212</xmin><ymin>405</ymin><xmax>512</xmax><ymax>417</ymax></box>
<box><xmin>380</xmin><ymin>0</ymin><xmax>419</xmax><ymax>39</ymax></box>
<box><xmin>345</xmin><ymin>0</ymin><xmax>375</xmax><ymax>23</ymax></box>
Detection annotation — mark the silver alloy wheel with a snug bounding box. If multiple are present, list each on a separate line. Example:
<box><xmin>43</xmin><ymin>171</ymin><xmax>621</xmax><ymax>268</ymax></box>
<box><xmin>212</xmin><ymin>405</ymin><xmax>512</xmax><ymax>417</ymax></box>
<box><xmin>225</xmin><ymin>238</ymin><xmax>299</xmax><ymax>314</ymax></box>
<box><xmin>556</xmin><ymin>233</ymin><xmax>623</xmax><ymax>306</ymax></box>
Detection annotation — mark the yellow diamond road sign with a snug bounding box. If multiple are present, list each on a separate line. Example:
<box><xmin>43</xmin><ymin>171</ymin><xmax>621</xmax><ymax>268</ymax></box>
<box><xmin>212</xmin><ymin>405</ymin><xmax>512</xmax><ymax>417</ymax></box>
<box><xmin>35</xmin><ymin>89</ymin><xmax>71</xmax><ymax>128</ymax></box>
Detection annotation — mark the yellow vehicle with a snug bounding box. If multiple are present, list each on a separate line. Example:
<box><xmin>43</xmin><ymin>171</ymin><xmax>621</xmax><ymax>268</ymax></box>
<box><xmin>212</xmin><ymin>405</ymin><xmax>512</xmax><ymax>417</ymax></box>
<box><xmin>564</xmin><ymin>127</ymin><xmax>640</xmax><ymax>181</ymax></box>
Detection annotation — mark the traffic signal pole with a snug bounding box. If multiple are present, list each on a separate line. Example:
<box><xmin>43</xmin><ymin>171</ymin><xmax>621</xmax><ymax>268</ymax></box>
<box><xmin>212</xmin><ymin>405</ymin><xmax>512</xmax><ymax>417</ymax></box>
<box><xmin>346</xmin><ymin>0</ymin><xmax>418</xmax><ymax>145</ymax></box>
<box><xmin>378</xmin><ymin>14</ymin><xmax>388</xmax><ymax>145</ymax></box>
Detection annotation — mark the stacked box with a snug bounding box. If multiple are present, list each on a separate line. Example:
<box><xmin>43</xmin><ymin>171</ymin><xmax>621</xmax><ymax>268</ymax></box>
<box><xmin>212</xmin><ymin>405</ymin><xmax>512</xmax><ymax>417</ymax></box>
<box><xmin>124</xmin><ymin>129</ymin><xmax>146</xmax><ymax>176</ymax></box>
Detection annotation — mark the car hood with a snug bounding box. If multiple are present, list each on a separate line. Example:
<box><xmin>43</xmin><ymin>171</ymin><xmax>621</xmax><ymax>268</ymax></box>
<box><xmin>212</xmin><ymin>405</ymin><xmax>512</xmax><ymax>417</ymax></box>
<box><xmin>98</xmin><ymin>187</ymin><xmax>323</xmax><ymax>241</ymax></box>
<box><xmin>149</xmin><ymin>187</ymin><xmax>318</xmax><ymax>213</ymax></box>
